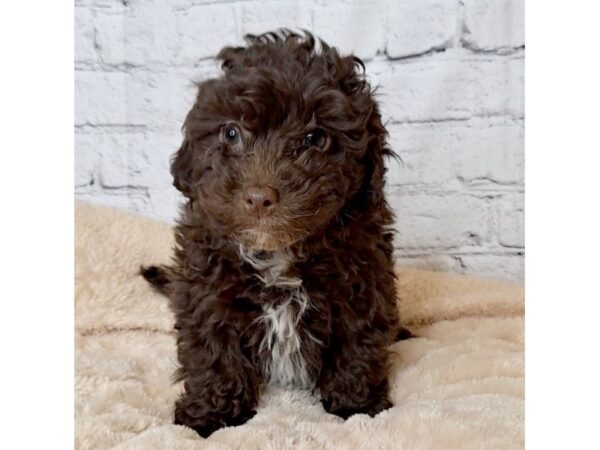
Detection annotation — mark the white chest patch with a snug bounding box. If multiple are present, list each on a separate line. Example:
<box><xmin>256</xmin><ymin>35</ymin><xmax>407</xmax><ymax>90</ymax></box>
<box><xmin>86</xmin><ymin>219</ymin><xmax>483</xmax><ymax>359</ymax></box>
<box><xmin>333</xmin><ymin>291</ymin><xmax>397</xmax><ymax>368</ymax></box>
<box><xmin>238</xmin><ymin>246</ymin><xmax>313</xmax><ymax>388</ymax></box>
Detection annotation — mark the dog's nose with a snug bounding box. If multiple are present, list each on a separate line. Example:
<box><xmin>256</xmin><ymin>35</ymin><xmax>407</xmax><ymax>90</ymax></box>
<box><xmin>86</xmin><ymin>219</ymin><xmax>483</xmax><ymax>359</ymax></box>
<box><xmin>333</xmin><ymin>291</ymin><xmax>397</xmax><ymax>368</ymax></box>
<box><xmin>242</xmin><ymin>186</ymin><xmax>279</xmax><ymax>218</ymax></box>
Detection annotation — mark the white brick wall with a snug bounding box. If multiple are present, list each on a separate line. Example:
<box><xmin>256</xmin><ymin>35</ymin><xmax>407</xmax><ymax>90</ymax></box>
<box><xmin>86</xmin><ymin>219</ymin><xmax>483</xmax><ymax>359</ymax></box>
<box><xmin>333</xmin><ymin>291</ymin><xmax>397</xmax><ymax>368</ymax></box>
<box><xmin>74</xmin><ymin>0</ymin><xmax>524</xmax><ymax>283</ymax></box>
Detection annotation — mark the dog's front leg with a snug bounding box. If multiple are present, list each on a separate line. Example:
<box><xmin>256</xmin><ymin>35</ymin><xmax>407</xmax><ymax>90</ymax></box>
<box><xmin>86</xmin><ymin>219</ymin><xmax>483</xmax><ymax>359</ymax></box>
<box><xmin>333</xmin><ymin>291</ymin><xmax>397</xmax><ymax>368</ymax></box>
<box><xmin>173</xmin><ymin>325</ymin><xmax>261</xmax><ymax>438</ymax></box>
<box><xmin>318</xmin><ymin>338</ymin><xmax>392</xmax><ymax>419</ymax></box>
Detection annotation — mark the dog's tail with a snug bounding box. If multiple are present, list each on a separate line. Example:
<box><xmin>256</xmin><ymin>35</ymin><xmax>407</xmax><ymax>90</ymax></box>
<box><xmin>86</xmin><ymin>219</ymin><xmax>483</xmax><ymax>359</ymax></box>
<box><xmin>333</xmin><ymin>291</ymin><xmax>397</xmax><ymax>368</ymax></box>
<box><xmin>140</xmin><ymin>265</ymin><xmax>173</xmax><ymax>296</ymax></box>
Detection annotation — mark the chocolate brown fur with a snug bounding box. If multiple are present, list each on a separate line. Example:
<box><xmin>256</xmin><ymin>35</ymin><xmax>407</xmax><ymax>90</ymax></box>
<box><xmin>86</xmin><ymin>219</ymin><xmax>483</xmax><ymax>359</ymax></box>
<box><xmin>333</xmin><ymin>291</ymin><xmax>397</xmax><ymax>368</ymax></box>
<box><xmin>142</xmin><ymin>30</ymin><xmax>400</xmax><ymax>438</ymax></box>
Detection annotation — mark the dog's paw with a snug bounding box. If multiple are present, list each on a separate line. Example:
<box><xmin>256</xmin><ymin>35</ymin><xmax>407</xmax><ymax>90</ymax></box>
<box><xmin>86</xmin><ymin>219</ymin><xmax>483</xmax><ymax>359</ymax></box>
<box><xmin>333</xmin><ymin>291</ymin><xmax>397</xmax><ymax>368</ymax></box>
<box><xmin>364</xmin><ymin>396</ymin><xmax>393</xmax><ymax>417</ymax></box>
<box><xmin>174</xmin><ymin>407</ymin><xmax>257</xmax><ymax>438</ymax></box>
<box><xmin>224</xmin><ymin>408</ymin><xmax>257</xmax><ymax>427</ymax></box>
<box><xmin>321</xmin><ymin>395</ymin><xmax>392</xmax><ymax>419</ymax></box>
<box><xmin>178</xmin><ymin>420</ymin><xmax>221</xmax><ymax>439</ymax></box>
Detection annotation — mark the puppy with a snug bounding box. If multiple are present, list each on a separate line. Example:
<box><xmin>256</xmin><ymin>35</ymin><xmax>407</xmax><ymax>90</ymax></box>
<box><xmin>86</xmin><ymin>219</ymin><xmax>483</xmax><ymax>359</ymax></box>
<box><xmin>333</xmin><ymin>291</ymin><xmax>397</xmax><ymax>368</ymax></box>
<box><xmin>143</xmin><ymin>30</ymin><xmax>399</xmax><ymax>438</ymax></box>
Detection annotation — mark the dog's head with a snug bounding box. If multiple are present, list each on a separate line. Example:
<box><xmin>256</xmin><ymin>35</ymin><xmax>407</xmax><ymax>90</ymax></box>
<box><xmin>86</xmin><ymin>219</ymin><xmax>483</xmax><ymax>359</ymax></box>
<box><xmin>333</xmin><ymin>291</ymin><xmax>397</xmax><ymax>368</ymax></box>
<box><xmin>172</xmin><ymin>30</ymin><xmax>391</xmax><ymax>251</ymax></box>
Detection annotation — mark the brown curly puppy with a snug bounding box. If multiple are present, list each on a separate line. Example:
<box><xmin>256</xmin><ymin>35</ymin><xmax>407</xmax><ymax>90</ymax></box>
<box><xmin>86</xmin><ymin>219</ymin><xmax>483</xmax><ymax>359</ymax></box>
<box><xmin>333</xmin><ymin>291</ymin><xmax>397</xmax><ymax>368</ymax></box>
<box><xmin>142</xmin><ymin>30</ymin><xmax>400</xmax><ymax>438</ymax></box>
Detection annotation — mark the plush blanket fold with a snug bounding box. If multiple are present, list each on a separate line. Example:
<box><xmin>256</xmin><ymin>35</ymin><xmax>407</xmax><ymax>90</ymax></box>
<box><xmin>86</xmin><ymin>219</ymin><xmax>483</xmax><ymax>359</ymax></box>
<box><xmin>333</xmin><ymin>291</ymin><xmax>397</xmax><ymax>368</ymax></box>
<box><xmin>75</xmin><ymin>201</ymin><xmax>524</xmax><ymax>450</ymax></box>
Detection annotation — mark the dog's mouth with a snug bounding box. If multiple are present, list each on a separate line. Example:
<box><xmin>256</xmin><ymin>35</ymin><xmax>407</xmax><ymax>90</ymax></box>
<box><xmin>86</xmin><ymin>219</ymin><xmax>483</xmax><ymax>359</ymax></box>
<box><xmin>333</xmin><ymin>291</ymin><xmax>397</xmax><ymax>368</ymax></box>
<box><xmin>234</xmin><ymin>206</ymin><xmax>325</xmax><ymax>251</ymax></box>
<box><xmin>236</xmin><ymin>223</ymin><xmax>301</xmax><ymax>251</ymax></box>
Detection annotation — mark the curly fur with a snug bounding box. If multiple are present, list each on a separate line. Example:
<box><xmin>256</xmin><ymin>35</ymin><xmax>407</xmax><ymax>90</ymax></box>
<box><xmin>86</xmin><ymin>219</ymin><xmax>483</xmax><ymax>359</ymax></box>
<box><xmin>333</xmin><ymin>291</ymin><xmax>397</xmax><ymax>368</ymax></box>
<box><xmin>142</xmin><ymin>30</ymin><xmax>400</xmax><ymax>438</ymax></box>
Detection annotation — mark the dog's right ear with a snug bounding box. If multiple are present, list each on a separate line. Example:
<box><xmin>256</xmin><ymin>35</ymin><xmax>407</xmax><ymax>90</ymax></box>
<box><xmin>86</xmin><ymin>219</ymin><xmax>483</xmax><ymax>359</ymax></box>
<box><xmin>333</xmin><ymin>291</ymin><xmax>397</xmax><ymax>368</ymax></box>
<box><xmin>170</xmin><ymin>137</ymin><xmax>196</xmax><ymax>198</ymax></box>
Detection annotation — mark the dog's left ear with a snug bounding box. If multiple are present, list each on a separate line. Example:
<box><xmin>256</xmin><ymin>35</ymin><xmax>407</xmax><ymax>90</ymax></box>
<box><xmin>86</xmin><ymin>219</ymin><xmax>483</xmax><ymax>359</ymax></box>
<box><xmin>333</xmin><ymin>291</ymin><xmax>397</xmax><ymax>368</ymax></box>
<box><xmin>360</xmin><ymin>106</ymin><xmax>391</xmax><ymax>213</ymax></box>
<box><xmin>336</xmin><ymin>55</ymin><xmax>392</xmax><ymax>211</ymax></box>
<box><xmin>364</xmin><ymin>104</ymin><xmax>390</xmax><ymax>201</ymax></box>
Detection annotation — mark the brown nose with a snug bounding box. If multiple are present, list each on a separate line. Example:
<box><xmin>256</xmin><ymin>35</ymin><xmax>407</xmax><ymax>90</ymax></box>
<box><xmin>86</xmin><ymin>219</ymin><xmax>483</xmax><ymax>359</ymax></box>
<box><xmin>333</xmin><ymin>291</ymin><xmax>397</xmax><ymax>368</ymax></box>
<box><xmin>242</xmin><ymin>186</ymin><xmax>279</xmax><ymax>218</ymax></box>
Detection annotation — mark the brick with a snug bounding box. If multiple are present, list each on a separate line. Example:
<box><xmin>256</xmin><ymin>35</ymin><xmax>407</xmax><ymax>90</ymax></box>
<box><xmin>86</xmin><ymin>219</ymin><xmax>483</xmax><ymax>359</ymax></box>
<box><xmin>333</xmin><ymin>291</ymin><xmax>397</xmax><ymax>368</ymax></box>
<box><xmin>75</xmin><ymin>133</ymin><xmax>100</xmax><ymax>187</ymax></box>
<box><xmin>376</xmin><ymin>51</ymin><xmax>524</xmax><ymax>122</ymax></box>
<box><xmin>312</xmin><ymin>1</ymin><xmax>386</xmax><ymax>60</ymax></box>
<box><xmin>385</xmin><ymin>132</ymin><xmax>454</xmax><ymax>188</ymax></box>
<box><xmin>89</xmin><ymin>132</ymin><xmax>181</xmax><ymax>188</ymax></box>
<box><xmin>95</xmin><ymin>3</ymin><xmax>179</xmax><ymax>67</ymax></box>
<box><xmin>457</xmin><ymin>253</ymin><xmax>524</xmax><ymax>283</ymax></box>
<box><xmin>386</xmin><ymin>0</ymin><xmax>459</xmax><ymax>58</ymax></box>
<box><xmin>455</xmin><ymin>121</ymin><xmax>524</xmax><ymax>184</ymax></box>
<box><xmin>75</xmin><ymin>66</ymin><xmax>213</xmax><ymax>129</ymax></box>
<box><xmin>74</xmin><ymin>7</ymin><xmax>98</xmax><ymax>64</ymax></box>
<box><xmin>175</xmin><ymin>3</ymin><xmax>241</xmax><ymax>64</ymax></box>
<box><xmin>496</xmin><ymin>194</ymin><xmax>524</xmax><ymax>248</ymax></box>
<box><xmin>75</xmin><ymin>71</ymin><xmax>128</xmax><ymax>125</ymax></box>
<box><xmin>123</xmin><ymin>65</ymin><xmax>218</xmax><ymax>130</ymax></box>
<box><xmin>148</xmin><ymin>185</ymin><xmax>182</xmax><ymax>224</ymax></box>
<box><xmin>240</xmin><ymin>1</ymin><xmax>313</xmax><ymax>36</ymax></box>
<box><xmin>385</xmin><ymin>118</ymin><xmax>524</xmax><ymax>187</ymax></box>
<box><xmin>463</xmin><ymin>0</ymin><xmax>525</xmax><ymax>51</ymax></box>
<box><xmin>94</xmin><ymin>12</ymin><xmax>126</xmax><ymax>66</ymax></box>
<box><xmin>389</xmin><ymin>193</ymin><xmax>489</xmax><ymax>249</ymax></box>
<box><xmin>122</xmin><ymin>71</ymin><xmax>191</xmax><ymax>129</ymax></box>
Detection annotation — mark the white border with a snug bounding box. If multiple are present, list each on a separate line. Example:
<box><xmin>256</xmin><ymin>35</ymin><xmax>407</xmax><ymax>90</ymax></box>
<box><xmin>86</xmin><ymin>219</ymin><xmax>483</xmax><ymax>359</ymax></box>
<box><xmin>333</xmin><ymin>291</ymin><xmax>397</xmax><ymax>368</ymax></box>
<box><xmin>0</xmin><ymin>2</ymin><xmax>73</xmax><ymax>448</ymax></box>
<box><xmin>527</xmin><ymin>2</ymin><xmax>600</xmax><ymax>448</ymax></box>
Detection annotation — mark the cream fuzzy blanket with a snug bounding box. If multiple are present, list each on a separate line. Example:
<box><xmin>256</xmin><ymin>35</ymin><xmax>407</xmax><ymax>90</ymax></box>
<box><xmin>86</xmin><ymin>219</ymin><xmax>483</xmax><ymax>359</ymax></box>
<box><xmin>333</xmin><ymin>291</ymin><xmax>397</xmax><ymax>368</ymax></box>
<box><xmin>75</xmin><ymin>201</ymin><xmax>524</xmax><ymax>450</ymax></box>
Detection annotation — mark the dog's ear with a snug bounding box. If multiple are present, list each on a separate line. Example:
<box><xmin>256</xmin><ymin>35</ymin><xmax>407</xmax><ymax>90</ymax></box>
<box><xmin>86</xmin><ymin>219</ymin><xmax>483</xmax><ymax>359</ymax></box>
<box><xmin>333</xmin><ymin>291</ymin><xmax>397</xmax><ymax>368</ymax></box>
<box><xmin>363</xmin><ymin>107</ymin><xmax>391</xmax><ymax>203</ymax></box>
<box><xmin>171</xmin><ymin>137</ymin><xmax>196</xmax><ymax>198</ymax></box>
<box><xmin>351</xmin><ymin>104</ymin><xmax>391</xmax><ymax>215</ymax></box>
<box><xmin>334</xmin><ymin>54</ymin><xmax>393</xmax><ymax>212</ymax></box>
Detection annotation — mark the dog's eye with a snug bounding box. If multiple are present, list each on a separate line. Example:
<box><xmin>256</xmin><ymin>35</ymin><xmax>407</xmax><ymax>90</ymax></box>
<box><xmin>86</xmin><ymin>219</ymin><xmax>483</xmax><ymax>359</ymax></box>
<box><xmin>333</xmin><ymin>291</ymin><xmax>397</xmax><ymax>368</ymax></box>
<box><xmin>304</xmin><ymin>129</ymin><xmax>327</xmax><ymax>149</ymax></box>
<box><xmin>222</xmin><ymin>124</ymin><xmax>241</xmax><ymax>145</ymax></box>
